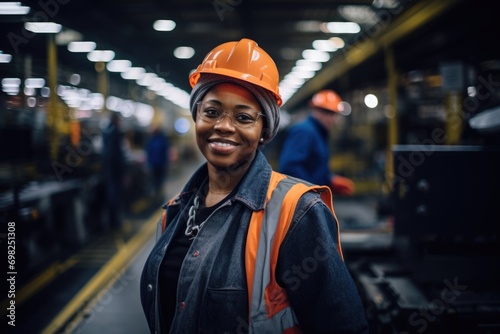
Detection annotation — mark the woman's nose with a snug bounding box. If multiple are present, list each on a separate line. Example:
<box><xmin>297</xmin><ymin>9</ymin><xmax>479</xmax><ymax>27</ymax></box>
<box><xmin>214</xmin><ymin>113</ymin><xmax>236</xmax><ymax>129</ymax></box>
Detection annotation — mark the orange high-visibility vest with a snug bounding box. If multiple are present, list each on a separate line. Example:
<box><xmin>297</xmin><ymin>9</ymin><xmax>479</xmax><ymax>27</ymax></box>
<box><xmin>245</xmin><ymin>171</ymin><xmax>342</xmax><ymax>333</ymax></box>
<box><xmin>159</xmin><ymin>171</ymin><xmax>342</xmax><ymax>333</ymax></box>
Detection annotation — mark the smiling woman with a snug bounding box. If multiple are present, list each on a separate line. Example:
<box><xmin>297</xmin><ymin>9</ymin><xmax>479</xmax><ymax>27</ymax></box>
<box><xmin>195</xmin><ymin>83</ymin><xmax>264</xmax><ymax>180</ymax></box>
<box><xmin>140</xmin><ymin>38</ymin><xmax>369</xmax><ymax>334</ymax></box>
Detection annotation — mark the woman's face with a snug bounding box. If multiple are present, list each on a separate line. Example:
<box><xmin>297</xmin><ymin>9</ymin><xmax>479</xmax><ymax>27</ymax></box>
<box><xmin>195</xmin><ymin>83</ymin><xmax>264</xmax><ymax>171</ymax></box>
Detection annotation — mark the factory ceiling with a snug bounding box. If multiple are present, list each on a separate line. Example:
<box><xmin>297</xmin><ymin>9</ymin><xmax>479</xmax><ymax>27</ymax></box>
<box><xmin>1</xmin><ymin>0</ymin><xmax>498</xmax><ymax>111</ymax></box>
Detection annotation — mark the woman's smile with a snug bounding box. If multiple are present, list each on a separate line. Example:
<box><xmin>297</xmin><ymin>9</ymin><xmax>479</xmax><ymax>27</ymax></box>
<box><xmin>208</xmin><ymin>139</ymin><xmax>240</xmax><ymax>154</ymax></box>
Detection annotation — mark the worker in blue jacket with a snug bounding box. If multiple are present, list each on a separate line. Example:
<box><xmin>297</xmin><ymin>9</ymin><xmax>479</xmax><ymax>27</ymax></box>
<box><xmin>279</xmin><ymin>89</ymin><xmax>355</xmax><ymax>196</ymax></box>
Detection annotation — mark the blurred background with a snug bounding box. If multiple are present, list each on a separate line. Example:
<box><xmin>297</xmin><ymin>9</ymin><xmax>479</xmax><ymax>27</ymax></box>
<box><xmin>1</xmin><ymin>0</ymin><xmax>499</xmax><ymax>333</ymax></box>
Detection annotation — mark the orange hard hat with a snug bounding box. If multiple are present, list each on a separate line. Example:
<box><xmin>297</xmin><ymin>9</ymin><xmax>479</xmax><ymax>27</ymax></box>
<box><xmin>310</xmin><ymin>89</ymin><xmax>343</xmax><ymax>113</ymax></box>
<box><xmin>189</xmin><ymin>38</ymin><xmax>282</xmax><ymax>106</ymax></box>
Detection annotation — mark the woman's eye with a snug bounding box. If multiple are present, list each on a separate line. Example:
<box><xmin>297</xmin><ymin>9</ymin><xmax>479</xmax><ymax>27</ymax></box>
<box><xmin>235</xmin><ymin>114</ymin><xmax>255</xmax><ymax>123</ymax></box>
<box><xmin>203</xmin><ymin>108</ymin><xmax>220</xmax><ymax>118</ymax></box>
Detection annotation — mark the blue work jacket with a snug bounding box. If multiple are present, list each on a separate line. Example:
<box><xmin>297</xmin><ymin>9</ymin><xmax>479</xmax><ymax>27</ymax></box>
<box><xmin>140</xmin><ymin>150</ymin><xmax>368</xmax><ymax>334</ymax></box>
<box><xmin>278</xmin><ymin>115</ymin><xmax>332</xmax><ymax>187</ymax></box>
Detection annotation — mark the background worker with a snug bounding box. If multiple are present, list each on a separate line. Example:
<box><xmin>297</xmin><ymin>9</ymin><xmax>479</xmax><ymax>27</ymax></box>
<box><xmin>146</xmin><ymin>126</ymin><xmax>170</xmax><ymax>200</ymax></box>
<box><xmin>278</xmin><ymin>89</ymin><xmax>355</xmax><ymax>196</ymax></box>
<box><xmin>101</xmin><ymin>111</ymin><xmax>127</xmax><ymax>229</ymax></box>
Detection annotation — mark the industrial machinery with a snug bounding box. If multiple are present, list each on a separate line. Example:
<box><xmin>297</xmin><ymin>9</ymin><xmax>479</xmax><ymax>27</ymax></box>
<box><xmin>353</xmin><ymin>145</ymin><xmax>500</xmax><ymax>334</ymax></box>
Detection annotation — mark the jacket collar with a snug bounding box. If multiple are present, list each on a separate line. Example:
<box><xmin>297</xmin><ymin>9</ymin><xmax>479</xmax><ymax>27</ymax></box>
<box><xmin>175</xmin><ymin>150</ymin><xmax>271</xmax><ymax>211</ymax></box>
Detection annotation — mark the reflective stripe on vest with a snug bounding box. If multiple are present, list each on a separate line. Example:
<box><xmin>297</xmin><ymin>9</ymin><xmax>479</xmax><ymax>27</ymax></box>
<box><xmin>245</xmin><ymin>171</ymin><xmax>342</xmax><ymax>333</ymax></box>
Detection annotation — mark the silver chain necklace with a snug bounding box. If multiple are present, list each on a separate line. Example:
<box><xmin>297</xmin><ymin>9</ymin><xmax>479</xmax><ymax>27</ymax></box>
<box><xmin>185</xmin><ymin>195</ymin><xmax>204</xmax><ymax>239</ymax></box>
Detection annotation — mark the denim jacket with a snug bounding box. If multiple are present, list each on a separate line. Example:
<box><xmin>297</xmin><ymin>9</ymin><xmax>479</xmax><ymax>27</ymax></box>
<box><xmin>140</xmin><ymin>150</ymin><xmax>368</xmax><ymax>334</ymax></box>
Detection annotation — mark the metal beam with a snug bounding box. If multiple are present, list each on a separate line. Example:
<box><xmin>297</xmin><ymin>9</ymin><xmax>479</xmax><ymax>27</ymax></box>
<box><xmin>283</xmin><ymin>0</ymin><xmax>465</xmax><ymax>109</ymax></box>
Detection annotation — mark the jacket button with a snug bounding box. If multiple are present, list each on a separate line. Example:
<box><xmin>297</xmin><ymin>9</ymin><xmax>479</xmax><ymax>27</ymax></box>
<box><xmin>147</xmin><ymin>284</ymin><xmax>153</xmax><ymax>292</ymax></box>
<box><xmin>193</xmin><ymin>250</ymin><xmax>200</xmax><ymax>257</ymax></box>
<box><xmin>180</xmin><ymin>301</ymin><xmax>185</xmax><ymax>309</ymax></box>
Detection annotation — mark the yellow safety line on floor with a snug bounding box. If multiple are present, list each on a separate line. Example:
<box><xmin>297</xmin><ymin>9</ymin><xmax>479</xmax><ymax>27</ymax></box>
<box><xmin>41</xmin><ymin>207</ymin><xmax>161</xmax><ymax>334</ymax></box>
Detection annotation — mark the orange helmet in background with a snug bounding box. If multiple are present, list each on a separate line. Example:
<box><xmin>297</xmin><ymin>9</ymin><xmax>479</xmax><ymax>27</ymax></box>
<box><xmin>189</xmin><ymin>38</ymin><xmax>282</xmax><ymax>106</ymax></box>
<box><xmin>310</xmin><ymin>89</ymin><xmax>343</xmax><ymax>113</ymax></box>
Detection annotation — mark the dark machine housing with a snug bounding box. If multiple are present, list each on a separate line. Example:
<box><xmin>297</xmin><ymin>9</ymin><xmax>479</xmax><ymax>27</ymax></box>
<box><xmin>353</xmin><ymin>145</ymin><xmax>500</xmax><ymax>334</ymax></box>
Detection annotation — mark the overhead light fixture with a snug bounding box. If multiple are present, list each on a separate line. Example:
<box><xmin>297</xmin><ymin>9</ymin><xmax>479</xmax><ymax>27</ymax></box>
<box><xmin>174</xmin><ymin>46</ymin><xmax>195</xmax><ymax>59</ymax></box>
<box><xmin>295</xmin><ymin>59</ymin><xmax>322</xmax><ymax>71</ymax></box>
<box><xmin>68</xmin><ymin>41</ymin><xmax>96</xmax><ymax>53</ymax></box>
<box><xmin>153</xmin><ymin>20</ymin><xmax>176</xmax><ymax>32</ymax></box>
<box><xmin>302</xmin><ymin>49</ymin><xmax>330</xmax><ymax>62</ymax></box>
<box><xmin>106</xmin><ymin>59</ymin><xmax>132</xmax><ymax>72</ymax></box>
<box><xmin>0</xmin><ymin>52</ymin><xmax>13</xmax><ymax>63</ymax></box>
<box><xmin>87</xmin><ymin>50</ymin><xmax>115</xmax><ymax>62</ymax></box>
<box><xmin>0</xmin><ymin>2</ymin><xmax>30</xmax><ymax>15</ymax></box>
<box><xmin>372</xmin><ymin>0</ymin><xmax>400</xmax><ymax>9</ymax></box>
<box><xmin>121</xmin><ymin>67</ymin><xmax>146</xmax><ymax>80</ymax></box>
<box><xmin>55</xmin><ymin>29</ymin><xmax>83</xmax><ymax>45</ymax></box>
<box><xmin>69</xmin><ymin>73</ymin><xmax>81</xmax><ymax>85</ymax></box>
<box><xmin>338</xmin><ymin>5</ymin><xmax>378</xmax><ymax>25</ymax></box>
<box><xmin>148</xmin><ymin>79</ymin><xmax>169</xmax><ymax>92</ymax></box>
<box><xmin>321</xmin><ymin>22</ymin><xmax>361</xmax><ymax>34</ymax></box>
<box><xmin>2</xmin><ymin>78</ymin><xmax>21</xmax><ymax>95</ymax></box>
<box><xmin>312</xmin><ymin>40</ymin><xmax>338</xmax><ymax>52</ymax></box>
<box><xmin>282</xmin><ymin>75</ymin><xmax>305</xmax><ymax>87</ymax></box>
<box><xmin>2</xmin><ymin>78</ymin><xmax>21</xmax><ymax>86</ymax></box>
<box><xmin>41</xmin><ymin>87</ymin><xmax>50</xmax><ymax>97</ymax></box>
<box><xmin>329</xmin><ymin>37</ymin><xmax>345</xmax><ymax>49</ymax></box>
<box><xmin>24</xmin><ymin>22</ymin><xmax>62</xmax><ymax>33</ymax></box>
<box><xmin>136</xmin><ymin>73</ymin><xmax>158</xmax><ymax>86</ymax></box>
<box><xmin>25</xmin><ymin>78</ymin><xmax>45</xmax><ymax>88</ymax></box>
<box><xmin>364</xmin><ymin>94</ymin><xmax>378</xmax><ymax>108</ymax></box>
<box><xmin>291</xmin><ymin>69</ymin><xmax>316</xmax><ymax>79</ymax></box>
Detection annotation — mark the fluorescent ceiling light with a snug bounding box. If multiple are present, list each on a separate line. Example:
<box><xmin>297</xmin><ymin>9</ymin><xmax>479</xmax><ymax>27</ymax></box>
<box><xmin>302</xmin><ymin>49</ymin><xmax>330</xmax><ymax>62</ymax></box>
<box><xmin>2</xmin><ymin>78</ymin><xmax>21</xmax><ymax>87</ymax></box>
<box><xmin>25</xmin><ymin>78</ymin><xmax>45</xmax><ymax>88</ymax></box>
<box><xmin>312</xmin><ymin>40</ymin><xmax>338</xmax><ymax>52</ymax></box>
<box><xmin>87</xmin><ymin>50</ymin><xmax>115</xmax><ymax>62</ymax></box>
<box><xmin>338</xmin><ymin>5</ymin><xmax>378</xmax><ymax>25</ymax></box>
<box><xmin>329</xmin><ymin>37</ymin><xmax>345</xmax><ymax>49</ymax></box>
<box><xmin>55</xmin><ymin>29</ymin><xmax>83</xmax><ymax>45</ymax></box>
<box><xmin>291</xmin><ymin>69</ymin><xmax>316</xmax><ymax>79</ymax></box>
<box><xmin>372</xmin><ymin>0</ymin><xmax>400</xmax><ymax>9</ymax></box>
<box><xmin>153</xmin><ymin>20</ymin><xmax>176</xmax><ymax>31</ymax></box>
<box><xmin>68</xmin><ymin>41</ymin><xmax>96</xmax><ymax>53</ymax></box>
<box><xmin>0</xmin><ymin>2</ymin><xmax>30</xmax><ymax>15</ymax></box>
<box><xmin>25</xmin><ymin>22</ymin><xmax>62</xmax><ymax>33</ymax></box>
<box><xmin>121</xmin><ymin>67</ymin><xmax>146</xmax><ymax>80</ymax></box>
<box><xmin>295</xmin><ymin>60</ymin><xmax>322</xmax><ymax>71</ymax></box>
<box><xmin>282</xmin><ymin>75</ymin><xmax>305</xmax><ymax>87</ymax></box>
<box><xmin>149</xmin><ymin>80</ymin><xmax>169</xmax><ymax>92</ymax></box>
<box><xmin>0</xmin><ymin>53</ymin><xmax>12</xmax><ymax>63</ymax></box>
<box><xmin>136</xmin><ymin>73</ymin><xmax>158</xmax><ymax>86</ymax></box>
<box><xmin>106</xmin><ymin>59</ymin><xmax>132</xmax><ymax>72</ymax></box>
<box><xmin>174</xmin><ymin>46</ymin><xmax>195</xmax><ymax>59</ymax></box>
<box><xmin>321</xmin><ymin>22</ymin><xmax>361</xmax><ymax>34</ymax></box>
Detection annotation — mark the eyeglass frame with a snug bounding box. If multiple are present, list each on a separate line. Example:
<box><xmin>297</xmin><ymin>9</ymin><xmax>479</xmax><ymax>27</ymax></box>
<box><xmin>196</xmin><ymin>101</ymin><xmax>266</xmax><ymax>129</ymax></box>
